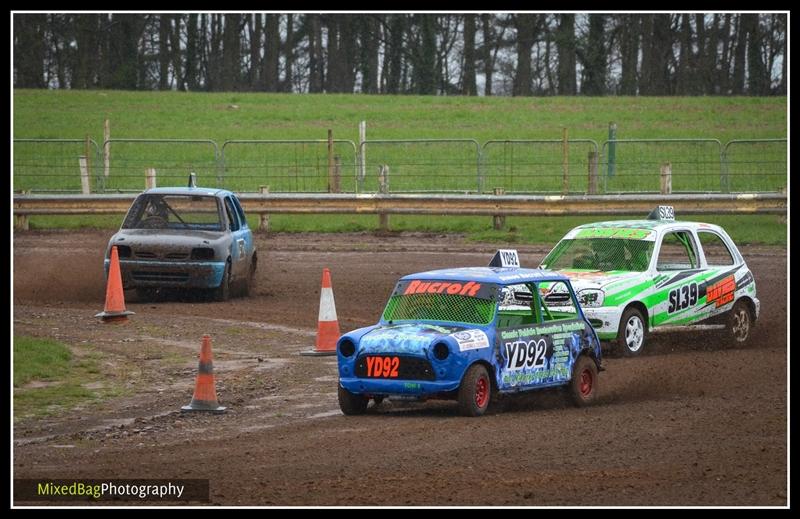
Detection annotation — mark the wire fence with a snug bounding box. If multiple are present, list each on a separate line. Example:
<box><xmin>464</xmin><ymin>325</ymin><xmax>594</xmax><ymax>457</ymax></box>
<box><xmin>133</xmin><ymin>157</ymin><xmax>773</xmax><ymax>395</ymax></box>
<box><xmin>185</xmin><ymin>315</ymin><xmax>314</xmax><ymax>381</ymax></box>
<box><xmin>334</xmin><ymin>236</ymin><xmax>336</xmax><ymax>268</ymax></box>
<box><xmin>722</xmin><ymin>139</ymin><xmax>788</xmax><ymax>193</ymax></box>
<box><xmin>13</xmin><ymin>139</ymin><xmax>101</xmax><ymax>193</ymax></box>
<box><xmin>600</xmin><ymin>139</ymin><xmax>724</xmax><ymax>193</ymax></box>
<box><xmin>221</xmin><ymin>140</ymin><xmax>358</xmax><ymax>193</ymax></box>
<box><xmin>100</xmin><ymin>139</ymin><xmax>219</xmax><ymax>192</ymax></box>
<box><xmin>13</xmin><ymin>137</ymin><xmax>787</xmax><ymax>195</ymax></box>
<box><xmin>481</xmin><ymin>140</ymin><xmax>600</xmax><ymax>194</ymax></box>
<box><xmin>360</xmin><ymin>139</ymin><xmax>482</xmax><ymax>193</ymax></box>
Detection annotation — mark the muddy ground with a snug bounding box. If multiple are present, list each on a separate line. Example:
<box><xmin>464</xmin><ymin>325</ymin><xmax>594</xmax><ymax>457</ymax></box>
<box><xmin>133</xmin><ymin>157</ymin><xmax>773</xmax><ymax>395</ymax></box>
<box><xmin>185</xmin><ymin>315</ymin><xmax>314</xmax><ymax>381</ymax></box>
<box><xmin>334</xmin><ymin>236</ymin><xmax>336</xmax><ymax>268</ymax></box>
<box><xmin>12</xmin><ymin>230</ymin><xmax>788</xmax><ymax>506</ymax></box>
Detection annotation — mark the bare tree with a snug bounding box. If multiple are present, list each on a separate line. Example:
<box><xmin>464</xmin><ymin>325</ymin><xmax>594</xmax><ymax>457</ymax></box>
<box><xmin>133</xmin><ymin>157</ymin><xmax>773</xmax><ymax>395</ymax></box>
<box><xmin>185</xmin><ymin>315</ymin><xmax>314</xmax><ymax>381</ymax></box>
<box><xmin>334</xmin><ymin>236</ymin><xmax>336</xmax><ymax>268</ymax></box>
<box><xmin>556</xmin><ymin>14</ymin><xmax>577</xmax><ymax>95</ymax></box>
<box><xmin>261</xmin><ymin>14</ymin><xmax>279</xmax><ymax>92</ymax></box>
<box><xmin>513</xmin><ymin>14</ymin><xmax>538</xmax><ymax>96</ymax></box>
<box><xmin>462</xmin><ymin>14</ymin><xmax>477</xmax><ymax>95</ymax></box>
<box><xmin>581</xmin><ymin>14</ymin><xmax>606</xmax><ymax>95</ymax></box>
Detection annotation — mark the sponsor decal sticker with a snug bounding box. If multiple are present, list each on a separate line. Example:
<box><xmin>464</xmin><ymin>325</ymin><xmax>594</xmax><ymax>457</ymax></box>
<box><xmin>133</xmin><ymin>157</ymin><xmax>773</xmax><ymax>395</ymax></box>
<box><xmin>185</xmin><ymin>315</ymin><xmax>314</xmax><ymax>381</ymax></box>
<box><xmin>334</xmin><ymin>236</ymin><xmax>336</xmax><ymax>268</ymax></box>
<box><xmin>450</xmin><ymin>329</ymin><xmax>490</xmax><ymax>351</ymax></box>
<box><xmin>398</xmin><ymin>279</ymin><xmax>493</xmax><ymax>298</ymax></box>
<box><xmin>668</xmin><ymin>282</ymin><xmax>698</xmax><ymax>313</ymax></box>
<box><xmin>706</xmin><ymin>275</ymin><xmax>736</xmax><ymax>308</ymax></box>
<box><xmin>575</xmin><ymin>228</ymin><xmax>654</xmax><ymax>240</ymax></box>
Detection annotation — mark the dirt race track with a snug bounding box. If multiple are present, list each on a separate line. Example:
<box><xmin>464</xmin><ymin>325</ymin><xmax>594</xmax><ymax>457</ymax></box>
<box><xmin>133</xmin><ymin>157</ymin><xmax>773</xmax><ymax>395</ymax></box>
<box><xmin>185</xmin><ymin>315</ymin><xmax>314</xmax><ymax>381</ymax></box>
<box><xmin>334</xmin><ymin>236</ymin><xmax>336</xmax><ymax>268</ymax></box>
<box><xmin>13</xmin><ymin>230</ymin><xmax>788</xmax><ymax>506</ymax></box>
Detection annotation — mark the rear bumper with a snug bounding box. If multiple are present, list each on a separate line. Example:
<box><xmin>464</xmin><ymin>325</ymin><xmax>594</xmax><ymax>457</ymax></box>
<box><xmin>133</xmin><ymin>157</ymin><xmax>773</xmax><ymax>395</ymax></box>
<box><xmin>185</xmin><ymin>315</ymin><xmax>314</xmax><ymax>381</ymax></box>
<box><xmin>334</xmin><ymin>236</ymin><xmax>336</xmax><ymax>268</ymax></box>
<box><xmin>105</xmin><ymin>259</ymin><xmax>226</xmax><ymax>289</ymax></box>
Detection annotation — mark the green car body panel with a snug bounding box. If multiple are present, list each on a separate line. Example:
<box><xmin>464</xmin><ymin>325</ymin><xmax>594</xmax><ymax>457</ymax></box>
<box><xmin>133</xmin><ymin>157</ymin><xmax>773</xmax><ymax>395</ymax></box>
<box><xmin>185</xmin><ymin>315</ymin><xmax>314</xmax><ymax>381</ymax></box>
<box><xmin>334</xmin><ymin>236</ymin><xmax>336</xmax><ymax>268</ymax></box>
<box><xmin>540</xmin><ymin>211</ymin><xmax>759</xmax><ymax>350</ymax></box>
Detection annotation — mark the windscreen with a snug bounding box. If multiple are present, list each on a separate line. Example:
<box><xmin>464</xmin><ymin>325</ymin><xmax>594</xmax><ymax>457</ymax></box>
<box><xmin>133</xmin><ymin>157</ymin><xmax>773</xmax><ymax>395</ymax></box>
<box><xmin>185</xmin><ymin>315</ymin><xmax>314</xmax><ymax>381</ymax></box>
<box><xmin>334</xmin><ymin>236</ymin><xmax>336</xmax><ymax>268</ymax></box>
<box><xmin>382</xmin><ymin>280</ymin><xmax>498</xmax><ymax>326</ymax></box>
<box><xmin>122</xmin><ymin>194</ymin><xmax>223</xmax><ymax>231</ymax></box>
<box><xmin>541</xmin><ymin>238</ymin><xmax>654</xmax><ymax>272</ymax></box>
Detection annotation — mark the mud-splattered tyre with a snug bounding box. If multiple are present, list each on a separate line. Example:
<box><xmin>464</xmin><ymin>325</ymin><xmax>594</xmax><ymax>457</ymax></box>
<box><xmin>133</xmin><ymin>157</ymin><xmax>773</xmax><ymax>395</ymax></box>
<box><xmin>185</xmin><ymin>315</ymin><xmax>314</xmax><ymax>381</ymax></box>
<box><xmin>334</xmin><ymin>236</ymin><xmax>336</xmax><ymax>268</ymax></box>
<box><xmin>617</xmin><ymin>307</ymin><xmax>647</xmax><ymax>357</ymax></box>
<box><xmin>727</xmin><ymin>299</ymin><xmax>754</xmax><ymax>345</ymax></box>
<box><xmin>338</xmin><ymin>386</ymin><xmax>368</xmax><ymax>415</ymax></box>
<box><xmin>458</xmin><ymin>364</ymin><xmax>492</xmax><ymax>417</ymax></box>
<box><xmin>213</xmin><ymin>261</ymin><xmax>231</xmax><ymax>302</ymax></box>
<box><xmin>568</xmin><ymin>355</ymin><xmax>599</xmax><ymax>407</ymax></box>
<box><xmin>242</xmin><ymin>256</ymin><xmax>258</xmax><ymax>296</ymax></box>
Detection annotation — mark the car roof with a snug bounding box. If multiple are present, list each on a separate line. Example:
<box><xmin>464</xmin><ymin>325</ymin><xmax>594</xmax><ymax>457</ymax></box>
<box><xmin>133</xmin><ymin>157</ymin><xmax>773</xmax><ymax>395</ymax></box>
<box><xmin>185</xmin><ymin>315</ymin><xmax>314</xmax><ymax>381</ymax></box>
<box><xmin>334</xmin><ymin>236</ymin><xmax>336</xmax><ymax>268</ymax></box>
<box><xmin>400</xmin><ymin>267</ymin><xmax>569</xmax><ymax>284</ymax></box>
<box><xmin>141</xmin><ymin>187</ymin><xmax>233</xmax><ymax>197</ymax></box>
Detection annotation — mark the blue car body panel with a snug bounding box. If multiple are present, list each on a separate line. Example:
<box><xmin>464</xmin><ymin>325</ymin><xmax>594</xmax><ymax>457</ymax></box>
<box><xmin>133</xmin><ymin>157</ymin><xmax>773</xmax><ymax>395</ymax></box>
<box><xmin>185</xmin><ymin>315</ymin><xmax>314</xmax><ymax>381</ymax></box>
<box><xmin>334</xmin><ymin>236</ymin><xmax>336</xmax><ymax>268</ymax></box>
<box><xmin>337</xmin><ymin>267</ymin><xmax>602</xmax><ymax>401</ymax></box>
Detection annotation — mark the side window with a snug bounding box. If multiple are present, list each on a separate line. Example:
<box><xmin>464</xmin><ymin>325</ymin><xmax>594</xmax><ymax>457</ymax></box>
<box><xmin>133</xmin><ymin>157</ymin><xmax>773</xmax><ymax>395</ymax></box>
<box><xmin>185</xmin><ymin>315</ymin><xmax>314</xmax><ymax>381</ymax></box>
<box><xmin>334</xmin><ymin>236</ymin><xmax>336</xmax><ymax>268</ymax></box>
<box><xmin>224</xmin><ymin>197</ymin><xmax>240</xmax><ymax>232</ymax></box>
<box><xmin>657</xmin><ymin>231</ymin><xmax>698</xmax><ymax>271</ymax></box>
<box><xmin>698</xmin><ymin>232</ymin><xmax>735</xmax><ymax>266</ymax></box>
<box><xmin>538</xmin><ymin>281</ymin><xmax>578</xmax><ymax>322</ymax></box>
<box><xmin>497</xmin><ymin>283</ymin><xmax>538</xmax><ymax>328</ymax></box>
<box><xmin>231</xmin><ymin>195</ymin><xmax>247</xmax><ymax>229</ymax></box>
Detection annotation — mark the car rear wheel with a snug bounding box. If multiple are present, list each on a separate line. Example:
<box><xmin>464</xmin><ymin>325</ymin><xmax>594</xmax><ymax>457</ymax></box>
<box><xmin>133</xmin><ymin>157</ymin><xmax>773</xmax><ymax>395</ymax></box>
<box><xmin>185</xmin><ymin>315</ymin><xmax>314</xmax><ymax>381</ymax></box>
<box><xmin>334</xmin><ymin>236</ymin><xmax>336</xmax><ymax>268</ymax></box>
<box><xmin>458</xmin><ymin>364</ymin><xmax>492</xmax><ymax>417</ymax></box>
<box><xmin>338</xmin><ymin>385</ymin><xmax>368</xmax><ymax>415</ymax></box>
<box><xmin>568</xmin><ymin>355</ymin><xmax>599</xmax><ymax>407</ymax></box>
<box><xmin>241</xmin><ymin>257</ymin><xmax>257</xmax><ymax>297</ymax></box>
<box><xmin>213</xmin><ymin>260</ymin><xmax>231</xmax><ymax>302</ymax></box>
<box><xmin>617</xmin><ymin>307</ymin><xmax>647</xmax><ymax>356</ymax></box>
<box><xmin>727</xmin><ymin>299</ymin><xmax>753</xmax><ymax>345</ymax></box>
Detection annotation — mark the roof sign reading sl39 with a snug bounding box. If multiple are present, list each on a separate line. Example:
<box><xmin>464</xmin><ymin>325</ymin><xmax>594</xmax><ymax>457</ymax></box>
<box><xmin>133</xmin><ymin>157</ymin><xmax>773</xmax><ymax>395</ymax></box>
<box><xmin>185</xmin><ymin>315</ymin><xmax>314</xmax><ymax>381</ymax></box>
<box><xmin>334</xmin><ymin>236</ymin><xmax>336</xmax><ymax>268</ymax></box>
<box><xmin>648</xmin><ymin>205</ymin><xmax>675</xmax><ymax>221</ymax></box>
<box><xmin>489</xmin><ymin>249</ymin><xmax>520</xmax><ymax>268</ymax></box>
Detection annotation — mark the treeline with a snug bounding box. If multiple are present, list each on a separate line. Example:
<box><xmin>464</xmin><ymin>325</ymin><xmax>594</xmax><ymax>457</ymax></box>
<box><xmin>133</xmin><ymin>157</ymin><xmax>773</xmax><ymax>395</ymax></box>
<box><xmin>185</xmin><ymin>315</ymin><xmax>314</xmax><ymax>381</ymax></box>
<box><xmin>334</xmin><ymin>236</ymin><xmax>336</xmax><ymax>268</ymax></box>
<box><xmin>14</xmin><ymin>13</ymin><xmax>787</xmax><ymax>96</ymax></box>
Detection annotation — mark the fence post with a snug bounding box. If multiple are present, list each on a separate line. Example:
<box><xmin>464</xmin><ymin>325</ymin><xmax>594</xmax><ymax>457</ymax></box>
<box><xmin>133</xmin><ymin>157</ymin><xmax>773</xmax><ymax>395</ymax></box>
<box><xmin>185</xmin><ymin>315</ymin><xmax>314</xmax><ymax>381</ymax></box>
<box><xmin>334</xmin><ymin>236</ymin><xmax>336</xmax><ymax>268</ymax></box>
<box><xmin>378</xmin><ymin>165</ymin><xmax>390</xmax><ymax>232</ymax></box>
<box><xmin>145</xmin><ymin>168</ymin><xmax>157</xmax><ymax>189</ymax></box>
<box><xmin>720</xmin><ymin>146</ymin><xmax>730</xmax><ymax>194</ymax></box>
<box><xmin>15</xmin><ymin>190</ymin><xmax>29</xmax><ymax>230</ymax></box>
<box><xmin>359</xmin><ymin>121</ymin><xmax>366</xmax><ymax>191</ymax></box>
<box><xmin>660</xmin><ymin>162</ymin><xmax>672</xmax><ymax>194</ymax></box>
<box><xmin>607</xmin><ymin>122</ymin><xmax>617</xmax><ymax>178</ymax></box>
<box><xmin>103</xmin><ymin>118</ymin><xmax>110</xmax><ymax>178</ymax></box>
<box><xmin>493</xmin><ymin>187</ymin><xmax>506</xmax><ymax>230</ymax></box>
<box><xmin>587</xmin><ymin>151</ymin><xmax>598</xmax><ymax>195</ymax></box>
<box><xmin>79</xmin><ymin>156</ymin><xmax>91</xmax><ymax>194</ymax></box>
<box><xmin>332</xmin><ymin>155</ymin><xmax>341</xmax><ymax>193</ymax></box>
<box><xmin>259</xmin><ymin>185</ymin><xmax>270</xmax><ymax>232</ymax></box>
<box><xmin>83</xmin><ymin>134</ymin><xmax>92</xmax><ymax>188</ymax></box>
<box><xmin>562</xmin><ymin>128</ymin><xmax>569</xmax><ymax>195</ymax></box>
<box><xmin>327</xmin><ymin>129</ymin><xmax>334</xmax><ymax>193</ymax></box>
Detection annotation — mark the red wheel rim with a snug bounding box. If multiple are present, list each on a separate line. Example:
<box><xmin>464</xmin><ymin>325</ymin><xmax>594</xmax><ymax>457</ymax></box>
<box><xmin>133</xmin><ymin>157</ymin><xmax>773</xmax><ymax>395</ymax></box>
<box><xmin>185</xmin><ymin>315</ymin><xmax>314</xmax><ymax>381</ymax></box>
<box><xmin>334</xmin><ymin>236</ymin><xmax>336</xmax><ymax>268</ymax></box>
<box><xmin>475</xmin><ymin>376</ymin><xmax>489</xmax><ymax>408</ymax></box>
<box><xmin>579</xmin><ymin>368</ymin><xmax>594</xmax><ymax>397</ymax></box>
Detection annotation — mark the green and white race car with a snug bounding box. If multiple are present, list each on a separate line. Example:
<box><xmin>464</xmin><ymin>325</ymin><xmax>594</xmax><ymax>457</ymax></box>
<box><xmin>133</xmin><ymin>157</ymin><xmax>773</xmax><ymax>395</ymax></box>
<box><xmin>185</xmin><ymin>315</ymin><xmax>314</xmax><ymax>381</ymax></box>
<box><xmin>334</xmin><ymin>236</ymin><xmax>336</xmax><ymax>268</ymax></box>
<box><xmin>539</xmin><ymin>206</ymin><xmax>759</xmax><ymax>356</ymax></box>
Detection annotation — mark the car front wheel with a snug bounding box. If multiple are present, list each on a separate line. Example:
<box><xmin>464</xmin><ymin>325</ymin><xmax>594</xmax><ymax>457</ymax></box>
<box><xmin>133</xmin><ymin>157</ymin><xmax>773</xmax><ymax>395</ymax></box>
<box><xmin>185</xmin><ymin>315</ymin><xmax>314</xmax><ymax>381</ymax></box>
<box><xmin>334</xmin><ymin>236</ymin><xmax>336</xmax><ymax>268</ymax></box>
<box><xmin>213</xmin><ymin>261</ymin><xmax>231</xmax><ymax>302</ymax></box>
<box><xmin>458</xmin><ymin>364</ymin><xmax>492</xmax><ymax>417</ymax></box>
<box><xmin>617</xmin><ymin>307</ymin><xmax>647</xmax><ymax>356</ymax></box>
<box><xmin>338</xmin><ymin>385</ymin><xmax>368</xmax><ymax>415</ymax></box>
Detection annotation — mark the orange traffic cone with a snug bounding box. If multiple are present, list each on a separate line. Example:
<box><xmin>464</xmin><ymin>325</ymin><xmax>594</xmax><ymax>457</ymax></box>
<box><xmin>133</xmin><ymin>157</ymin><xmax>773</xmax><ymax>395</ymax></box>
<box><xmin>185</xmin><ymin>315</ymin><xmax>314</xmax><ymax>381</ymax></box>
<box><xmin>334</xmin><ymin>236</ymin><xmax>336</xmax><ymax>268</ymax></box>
<box><xmin>301</xmin><ymin>268</ymin><xmax>341</xmax><ymax>356</ymax></box>
<box><xmin>95</xmin><ymin>245</ymin><xmax>135</xmax><ymax>323</ymax></box>
<box><xmin>182</xmin><ymin>335</ymin><xmax>226</xmax><ymax>413</ymax></box>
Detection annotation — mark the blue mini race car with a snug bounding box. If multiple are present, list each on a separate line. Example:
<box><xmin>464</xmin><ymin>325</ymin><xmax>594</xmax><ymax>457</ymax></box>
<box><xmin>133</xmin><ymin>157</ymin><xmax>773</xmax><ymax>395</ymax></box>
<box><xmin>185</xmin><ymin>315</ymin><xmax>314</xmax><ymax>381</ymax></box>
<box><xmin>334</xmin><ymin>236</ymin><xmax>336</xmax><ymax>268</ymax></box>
<box><xmin>336</xmin><ymin>250</ymin><xmax>603</xmax><ymax>416</ymax></box>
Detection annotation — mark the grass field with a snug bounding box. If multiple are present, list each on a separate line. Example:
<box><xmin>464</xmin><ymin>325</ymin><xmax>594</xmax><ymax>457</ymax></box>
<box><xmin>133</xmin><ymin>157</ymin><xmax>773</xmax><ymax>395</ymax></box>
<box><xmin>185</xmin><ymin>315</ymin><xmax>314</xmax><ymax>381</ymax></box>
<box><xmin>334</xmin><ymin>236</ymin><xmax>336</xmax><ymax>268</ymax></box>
<box><xmin>14</xmin><ymin>90</ymin><xmax>787</xmax><ymax>244</ymax></box>
<box><xmin>25</xmin><ymin>213</ymin><xmax>787</xmax><ymax>246</ymax></box>
<box><xmin>14</xmin><ymin>90</ymin><xmax>787</xmax><ymax>193</ymax></box>
<box><xmin>13</xmin><ymin>336</ymin><xmax>123</xmax><ymax>421</ymax></box>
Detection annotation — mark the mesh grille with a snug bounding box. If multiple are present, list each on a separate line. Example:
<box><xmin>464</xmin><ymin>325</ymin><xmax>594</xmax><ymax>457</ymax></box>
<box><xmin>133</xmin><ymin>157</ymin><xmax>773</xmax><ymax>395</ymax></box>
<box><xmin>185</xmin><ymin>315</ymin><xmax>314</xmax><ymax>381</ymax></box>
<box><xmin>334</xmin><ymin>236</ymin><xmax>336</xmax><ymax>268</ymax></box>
<box><xmin>543</xmin><ymin>238</ymin><xmax>654</xmax><ymax>272</ymax></box>
<box><xmin>382</xmin><ymin>293</ymin><xmax>496</xmax><ymax>325</ymax></box>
